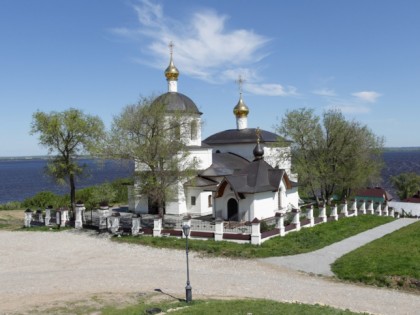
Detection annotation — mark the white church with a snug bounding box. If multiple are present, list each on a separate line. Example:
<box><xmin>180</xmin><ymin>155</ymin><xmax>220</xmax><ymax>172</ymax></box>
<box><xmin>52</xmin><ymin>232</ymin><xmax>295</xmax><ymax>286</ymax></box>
<box><xmin>129</xmin><ymin>48</ymin><xmax>299</xmax><ymax>221</ymax></box>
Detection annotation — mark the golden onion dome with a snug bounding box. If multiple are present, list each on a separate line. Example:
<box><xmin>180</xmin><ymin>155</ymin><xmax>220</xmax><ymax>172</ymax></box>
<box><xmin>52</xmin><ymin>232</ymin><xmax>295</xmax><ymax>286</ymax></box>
<box><xmin>233</xmin><ymin>95</ymin><xmax>249</xmax><ymax>118</ymax></box>
<box><xmin>164</xmin><ymin>57</ymin><xmax>179</xmax><ymax>81</ymax></box>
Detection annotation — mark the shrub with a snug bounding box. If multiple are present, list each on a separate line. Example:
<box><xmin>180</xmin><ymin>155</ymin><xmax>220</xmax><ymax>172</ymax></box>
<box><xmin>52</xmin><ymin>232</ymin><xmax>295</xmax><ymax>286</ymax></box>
<box><xmin>90</xmin><ymin>182</ymin><xmax>117</xmax><ymax>208</ymax></box>
<box><xmin>22</xmin><ymin>191</ymin><xmax>68</xmax><ymax>209</ymax></box>
<box><xmin>0</xmin><ymin>201</ymin><xmax>23</xmax><ymax>210</ymax></box>
<box><xmin>8</xmin><ymin>177</ymin><xmax>131</xmax><ymax>211</ymax></box>
<box><xmin>260</xmin><ymin>221</ymin><xmax>275</xmax><ymax>232</ymax></box>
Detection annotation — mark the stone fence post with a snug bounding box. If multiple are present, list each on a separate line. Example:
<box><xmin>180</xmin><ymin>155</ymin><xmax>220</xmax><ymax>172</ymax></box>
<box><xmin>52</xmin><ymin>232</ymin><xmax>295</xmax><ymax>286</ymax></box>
<box><xmin>56</xmin><ymin>208</ymin><xmax>69</xmax><ymax>228</ymax></box>
<box><xmin>389</xmin><ymin>207</ymin><xmax>395</xmax><ymax>217</ymax></box>
<box><xmin>56</xmin><ymin>209</ymin><xmax>61</xmax><ymax>226</ymax></box>
<box><xmin>367</xmin><ymin>200</ymin><xmax>374</xmax><ymax>215</ymax></box>
<box><xmin>251</xmin><ymin>218</ymin><xmax>261</xmax><ymax>245</ymax></box>
<box><xmin>306</xmin><ymin>205</ymin><xmax>314</xmax><ymax>227</ymax></box>
<box><xmin>109</xmin><ymin>212</ymin><xmax>120</xmax><ymax>234</ymax></box>
<box><xmin>24</xmin><ymin>208</ymin><xmax>33</xmax><ymax>227</ymax></box>
<box><xmin>375</xmin><ymin>202</ymin><xmax>382</xmax><ymax>216</ymax></box>
<box><xmin>75</xmin><ymin>202</ymin><xmax>85</xmax><ymax>229</ymax></box>
<box><xmin>275</xmin><ymin>212</ymin><xmax>285</xmax><ymax>236</ymax></box>
<box><xmin>350</xmin><ymin>199</ymin><xmax>358</xmax><ymax>216</ymax></box>
<box><xmin>214</xmin><ymin>218</ymin><xmax>224</xmax><ymax>241</ymax></box>
<box><xmin>359</xmin><ymin>199</ymin><xmax>366</xmax><ymax>215</ymax></box>
<box><xmin>341</xmin><ymin>200</ymin><xmax>348</xmax><ymax>217</ymax></box>
<box><xmin>331</xmin><ymin>204</ymin><xmax>338</xmax><ymax>221</ymax></box>
<box><xmin>382</xmin><ymin>202</ymin><xmax>389</xmax><ymax>216</ymax></box>
<box><xmin>98</xmin><ymin>205</ymin><xmax>110</xmax><ymax>230</ymax></box>
<box><xmin>131</xmin><ymin>214</ymin><xmax>141</xmax><ymax>235</ymax></box>
<box><xmin>319</xmin><ymin>203</ymin><xmax>327</xmax><ymax>223</ymax></box>
<box><xmin>292</xmin><ymin>208</ymin><xmax>301</xmax><ymax>231</ymax></box>
<box><xmin>45</xmin><ymin>206</ymin><xmax>52</xmax><ymax>226</ymax></box>
<box><xmin>153</xmin><ymin>215</ymin><xmax>162</xmax><ymax>237</ymax></box>
<box><xmin>61</xmin><ymin>208</ymin><xmax>69</xmax><ymax>227</ymax></box>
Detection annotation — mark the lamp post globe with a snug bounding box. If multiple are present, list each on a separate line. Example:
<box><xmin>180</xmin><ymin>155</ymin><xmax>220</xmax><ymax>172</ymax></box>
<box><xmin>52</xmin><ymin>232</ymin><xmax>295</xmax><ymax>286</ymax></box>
<box><xmin>182</xmin><ymin>224</ymin><xmax>192</xmax><ymax>303</ymax></box>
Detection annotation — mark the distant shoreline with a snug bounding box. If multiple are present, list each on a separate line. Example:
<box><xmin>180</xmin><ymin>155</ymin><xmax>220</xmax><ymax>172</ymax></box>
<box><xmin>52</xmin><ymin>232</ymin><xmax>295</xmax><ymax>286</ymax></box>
<box><xmin>383</xmin><ymin>147</ymin><xmax>420</xmax><ymax>152</ymax></box>
<box><xmin>2</xmin><ymin>147</ymin><xmax>420</xmax><ymax>159</ymax></box>
<box><xmin>0</xmin><ymin>155</ymin><xmax>108</xmax><ymax>161</ymax></box>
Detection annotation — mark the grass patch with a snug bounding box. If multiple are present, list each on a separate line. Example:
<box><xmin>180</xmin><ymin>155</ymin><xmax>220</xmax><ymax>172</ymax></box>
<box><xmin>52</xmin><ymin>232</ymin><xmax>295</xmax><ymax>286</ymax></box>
<box><xmin>0</xmin><ymin>210</ymin><xmax>24</xmax><ymax>230</ymax></box>
<box><xmin>0</xmin><ymin>210</ymin><xmax>73</xmax><ymax>231</ymax></box>
<box><xmin>332</xmin><ymin>220</ymin><xmax>420</xmax><ymax>292</ymax></box>
<box><xmin>114</xmin><ymin>215</ymin><xmax>394</xmax><ymax>258</ymax></box>
<box><xmin>24</xmin><ymin>293</ymin><xmax>366</xmax><ymax>315</ymax></box>
<box><xmin>163</xmin><ymin>299</ymin><xmax>365</xmax><ymax>315</ymax></box>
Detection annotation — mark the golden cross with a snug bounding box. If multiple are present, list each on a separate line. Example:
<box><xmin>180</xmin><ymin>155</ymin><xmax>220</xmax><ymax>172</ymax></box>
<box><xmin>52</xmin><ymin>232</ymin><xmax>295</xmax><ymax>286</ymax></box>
<box><xmin>169</xmin><ymin>41</ymin><xmax>174</xmax><ymax>57</ymax></box>
<box><xmin>235</xmin><ymin>75</ymin><xmax>245</xmax><ymax>95</ymax></box>
<box><xmin>256</xmin><ymin>127</ymin><xmax>261</xmax><ymax>143</ymax></box>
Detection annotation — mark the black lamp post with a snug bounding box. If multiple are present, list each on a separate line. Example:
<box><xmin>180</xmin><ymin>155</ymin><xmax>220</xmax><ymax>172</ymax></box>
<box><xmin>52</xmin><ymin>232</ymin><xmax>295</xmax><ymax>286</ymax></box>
<box><xmin>182</xmin><ymin>223</ymin><xmax>192</xmax><ymax>303</ymax></box>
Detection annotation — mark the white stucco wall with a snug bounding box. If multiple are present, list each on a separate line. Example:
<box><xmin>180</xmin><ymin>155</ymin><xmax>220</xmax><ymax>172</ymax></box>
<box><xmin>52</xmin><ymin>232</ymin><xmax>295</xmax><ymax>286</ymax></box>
<box><xmin>251</xmin><ymin>191</ymin><xmax>278</xmax><ymax>220</ymax></box>
<box><xmin>166</xmin><ymin>182</ymin><xmax>188</xmax><ymax>215</ymax></box>
<box><xmin>186</xmin><ymin>187</ymin><xmax>213</xmax><ymax>216</ymax></box>
<box><xmin>185</xmin><ymin>147</ymin><xmax>213</xmax><ymax>170</ymax></box>
<box><xmin>134</xmin><ymin>194</ymin><xmax>149</xmax><ymax>214</ymax></box>
<box><xmin>183</xmin><ymin>117</ymin><xmax>202</xmax><ymax>147</ymax></box>
<box><xmin>286</xmin><ymin>187</ymin><xmax>300</xmax><ymax>209</ymax></box>
<box><xmin>215</xmin><ymin>183</ymin><xmax>279</xmax><ymax>221</ymax></box>
<box><xmin>388</xmin><ymin>201</ymin><xmax>420</xmax><ymax>216</ymax></box>
<box><xmin>278</xmin><ymin>180</ymin><xmax>287</xmax><ymax>210</ymax></box>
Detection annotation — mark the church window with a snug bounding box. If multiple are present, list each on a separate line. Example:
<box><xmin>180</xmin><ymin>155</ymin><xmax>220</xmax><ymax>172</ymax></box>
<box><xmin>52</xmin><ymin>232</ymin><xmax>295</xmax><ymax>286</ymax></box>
<box><xmin>278</xmin><ymin>188</ymin><xmax>282</xmax><ymax>210</ymax></box>
<box><xmin>190</xmin><ymin>120</ymin><xmax>198</xmax><ymax>140</ymax></box>
<box><xmin>208</xmin><ymin>195</ymin><xmax>212</xmax><ymax>207</ymax></box>
<box><xmin>170</xmin><ymin>122</ymin><xmax>181</xmax><ymax>139</ymax></box>
<box><xmin>191</xmin><ymin>196</ymin><xmax>196</xmax><ymax>206</ymax></box>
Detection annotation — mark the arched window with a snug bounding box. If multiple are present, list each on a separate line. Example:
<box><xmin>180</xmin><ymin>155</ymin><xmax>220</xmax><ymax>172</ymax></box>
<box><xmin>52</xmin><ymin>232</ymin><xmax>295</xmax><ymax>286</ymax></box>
<box><xmin>208</xmin><ymin>195</ymin><xmax>212</xmax><ymax>207</ymax></box>
<box><xmin>278</xmin><ymin>188</ymin><xmax>282</xmax><ymax>210</ymax></box>
<box><xmin>190</xmin><ymin>120</ymin><xmax>198</xmax><ymax>140</ymax></box>
<box><xmin>170</xmin><ymin>122</ymin><xmax>181</xmax><ymax>139</ymax></box>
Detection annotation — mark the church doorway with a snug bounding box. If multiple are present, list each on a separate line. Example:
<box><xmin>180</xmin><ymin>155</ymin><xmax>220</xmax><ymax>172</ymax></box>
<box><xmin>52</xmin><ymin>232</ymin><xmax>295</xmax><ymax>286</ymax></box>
<box><xmin>227</xmin><ymin>198</ymin><xmax>238</xmax><ymax>221</ymax></box>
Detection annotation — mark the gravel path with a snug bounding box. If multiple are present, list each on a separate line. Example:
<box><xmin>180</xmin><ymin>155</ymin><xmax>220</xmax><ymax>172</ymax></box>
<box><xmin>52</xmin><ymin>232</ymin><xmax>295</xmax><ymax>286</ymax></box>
<box><xmin>0</xmin><ymin>229</ymin><xmax>419</xmax><ymax>315</ymax></box>
<box><xmin>260</xmin><ymin>218</ymin><xmax>418</xmax><ymax>276</ymax></box>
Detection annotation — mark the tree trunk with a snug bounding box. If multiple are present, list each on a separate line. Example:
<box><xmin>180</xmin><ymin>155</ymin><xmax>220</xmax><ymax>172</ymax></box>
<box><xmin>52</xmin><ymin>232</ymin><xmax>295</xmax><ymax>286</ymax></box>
<box><xmin>70</xmin><ymin>173</ymin><xmax>76</xmax><ymax>212</ymax></box>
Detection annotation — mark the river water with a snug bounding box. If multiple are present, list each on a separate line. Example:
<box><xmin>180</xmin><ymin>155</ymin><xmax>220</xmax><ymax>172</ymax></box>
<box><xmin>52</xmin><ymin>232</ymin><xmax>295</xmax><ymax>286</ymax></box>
<box><xmin>1</xmin><ymin>150</ymin><xmax>420</xmax><ymax>204</ymax></box>
<box><xmin>0</xmin><ymin>158</ymin><xmax>133</xmax><ymax>204</ymax></box>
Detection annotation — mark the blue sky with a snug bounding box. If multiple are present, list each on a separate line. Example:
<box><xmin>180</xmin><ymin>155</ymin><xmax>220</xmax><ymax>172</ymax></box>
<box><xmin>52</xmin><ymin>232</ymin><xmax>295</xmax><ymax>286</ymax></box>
<box><xmin>1</xmin><ymin>0</ymin><xmax>419</xmax><ymax>156</ymax></box>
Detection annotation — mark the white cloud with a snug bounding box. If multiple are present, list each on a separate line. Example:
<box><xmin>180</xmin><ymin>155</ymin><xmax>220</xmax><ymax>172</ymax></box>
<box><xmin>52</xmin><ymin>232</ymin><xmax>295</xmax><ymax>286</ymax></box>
<box><xmin>326</xmin><ymin>104</ymin><xmax>371</xmax><ymax>114</ymax></box>
<box><xmin>245</xmin><ymin>83</ymin><xmax>298</xmax><ymax>96</ymax></box>
<box><xmin>313</xmin><ymin>88</ymin><xmax>336</xmax><ymax>97</ymax></box>
<box><xmin>352</xmin><ymin>91</ymin><xmax>381</xmax><ymax>103</ymax></box>
<box><xmin>112</xmin><ymin>0</ymin><xmax>295</xmax><ymax>96</ymax></box>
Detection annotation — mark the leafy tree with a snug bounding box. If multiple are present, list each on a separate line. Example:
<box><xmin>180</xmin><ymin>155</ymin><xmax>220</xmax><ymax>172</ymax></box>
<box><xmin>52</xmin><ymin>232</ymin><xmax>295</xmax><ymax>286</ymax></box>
<box><xmin>104</xmin><ymin>95</ymin><xmax>198</xmax><ymax>215</ymax></box>
<box><xmin>276</xmin><ymin>108</ymin><xmax>384</xmax><ymax>203</ymax></box>
<box><xmin>90</xmin><ymin>182</ymin><xmax>117</xmax><ymax>208</ymax></box>
<box><xmin>390</xmin><ymin>172</ymin><xmax>420</xmax><ymax>200</ymax></box>
<box><xmin>31</xmin><ymin>108</ymin><xmax>105</xmax><ymax>209</ymax></box>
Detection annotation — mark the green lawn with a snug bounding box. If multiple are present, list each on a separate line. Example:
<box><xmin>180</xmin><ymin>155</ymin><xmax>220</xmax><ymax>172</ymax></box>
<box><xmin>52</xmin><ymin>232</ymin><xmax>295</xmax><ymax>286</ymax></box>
<box><xmin>30</xmin><ymin>297</ymin><xmax>366</xmax><ymax>315</ymax></box>
<box><xmin>114</xmin><ymin>215</ymin><xmax>394</xmax><ymax>258</ymax></box>
<box><xmin>106</xmin><ymin>299</ymin><xmax>364</xmax><ymax>315</ymax></box>
<box><xmin>332</xmin><ymin>220</ymin><xmax>420</xmax><ymax>291</ymax></box>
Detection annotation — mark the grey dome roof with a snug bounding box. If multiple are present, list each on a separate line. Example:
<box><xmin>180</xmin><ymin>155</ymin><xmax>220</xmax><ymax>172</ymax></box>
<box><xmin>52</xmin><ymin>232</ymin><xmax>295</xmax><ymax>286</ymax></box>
<box><xmin>203</xmin><ymin>128</ymin><xmax>288</xmax><ymax>145</ymax></box>
<box><xmin>152</xmin><ymin>92</ymin><xmax>202</xmax><ymax>115</ymax></box>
